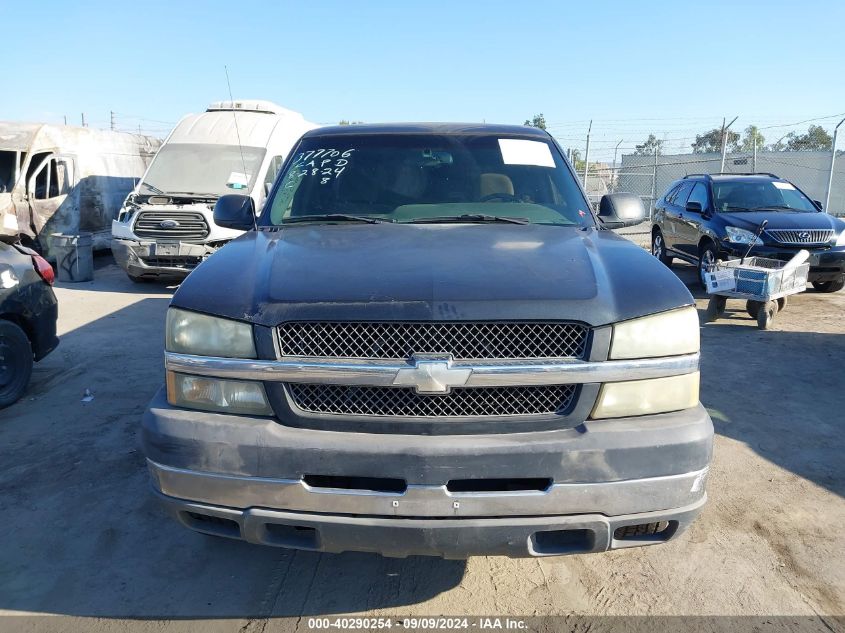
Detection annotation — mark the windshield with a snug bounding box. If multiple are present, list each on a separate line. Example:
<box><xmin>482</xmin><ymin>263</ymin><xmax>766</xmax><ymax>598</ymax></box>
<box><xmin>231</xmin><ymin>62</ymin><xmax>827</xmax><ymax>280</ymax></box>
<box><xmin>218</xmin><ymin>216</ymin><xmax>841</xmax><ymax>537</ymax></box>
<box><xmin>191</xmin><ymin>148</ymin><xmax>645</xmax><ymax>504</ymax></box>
<box><xmin>713</xmin><ymin>180</ymin><xmax>818</xmax><ymax>213</ymax></box>
<box><xmin>264</xmin><ymin>134</ymin><xmax>592</xmax><ymax>226</ymax></box>
<box><xmin>140</xmin><ymin>143</ymin><xmax>266</xmax><ymax>197</ymax></box>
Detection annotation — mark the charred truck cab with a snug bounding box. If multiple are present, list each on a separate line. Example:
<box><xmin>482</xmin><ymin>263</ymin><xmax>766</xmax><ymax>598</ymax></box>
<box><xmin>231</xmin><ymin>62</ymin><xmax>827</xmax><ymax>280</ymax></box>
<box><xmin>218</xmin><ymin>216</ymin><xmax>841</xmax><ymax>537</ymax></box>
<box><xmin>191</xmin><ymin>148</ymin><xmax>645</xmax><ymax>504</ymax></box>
<box><xmin>142</xmin><ymin>124</ymin><xmax>713</xmax><ymax>558</ymax></box>
<box><xmin>111</xmin><ymin>101</ymin><xmax>316</xmax><ymax>281</ymax></box>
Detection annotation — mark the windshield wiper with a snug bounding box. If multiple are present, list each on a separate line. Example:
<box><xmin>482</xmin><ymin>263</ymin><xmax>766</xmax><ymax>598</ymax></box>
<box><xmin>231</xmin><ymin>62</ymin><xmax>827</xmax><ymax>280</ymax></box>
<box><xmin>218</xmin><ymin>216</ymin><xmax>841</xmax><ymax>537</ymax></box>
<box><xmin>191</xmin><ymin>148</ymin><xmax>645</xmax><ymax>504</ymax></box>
<box><xmin>722</xmin><ymin>205</ymin><xmax>751</xmax><ymax>212</ymax></box>
<box><xmin>168</xmin><ymin>191</ymin><xmax>220</xmax><ymax>199</ymax></box>
<box><xmin>403</xmin><ymin>214</ymin><xmax>529</xmax><ymax>225</ymax></box>
<box><xmin>751</xmin><ymin>205</ymin><xmax>797</xmax><ymax>211</ymax></box>
<box><xmin>279</xmin><ymin>214</ymin><xmax>391</xmax><ymax>224</ymax></box>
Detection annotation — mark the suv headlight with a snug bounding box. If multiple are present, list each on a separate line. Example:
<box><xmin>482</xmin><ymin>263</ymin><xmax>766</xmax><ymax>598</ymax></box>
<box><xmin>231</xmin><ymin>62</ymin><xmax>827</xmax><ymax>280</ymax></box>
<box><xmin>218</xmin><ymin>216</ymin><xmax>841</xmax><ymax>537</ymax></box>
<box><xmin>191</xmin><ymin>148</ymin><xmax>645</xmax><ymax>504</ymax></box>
<box><xmin>166</xmin><ymin>308</ymin><xmax>256</xmax><ymax>358</ymax></box>
<box><xmin>594</xmin><ymin>307</ymin><xmax>700</xmax><ymax>419</ymax></box>
<box><xmin>725</xmin><ymin>226</ymin><xmax>762</xmax><ymax>245</ymax></box>
<box><xmin>836</xmin><ymin>230</ymin><xmax>845</xmax><ymax>246</ymax></box>
<box><xmin>610</xmin><ymin>307</ymin><xmax>699</xmax><ymax>360</ymax></box>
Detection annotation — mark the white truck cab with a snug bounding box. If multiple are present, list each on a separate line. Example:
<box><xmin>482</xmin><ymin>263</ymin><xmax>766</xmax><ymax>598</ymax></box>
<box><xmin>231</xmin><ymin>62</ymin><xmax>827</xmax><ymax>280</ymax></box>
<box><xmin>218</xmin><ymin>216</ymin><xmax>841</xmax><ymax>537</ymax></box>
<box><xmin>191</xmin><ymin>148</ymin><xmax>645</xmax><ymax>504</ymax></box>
<box><xmin>111</xmin><ymin>100</ymin><xmax>315</xmax><ymax>281</ymax></box>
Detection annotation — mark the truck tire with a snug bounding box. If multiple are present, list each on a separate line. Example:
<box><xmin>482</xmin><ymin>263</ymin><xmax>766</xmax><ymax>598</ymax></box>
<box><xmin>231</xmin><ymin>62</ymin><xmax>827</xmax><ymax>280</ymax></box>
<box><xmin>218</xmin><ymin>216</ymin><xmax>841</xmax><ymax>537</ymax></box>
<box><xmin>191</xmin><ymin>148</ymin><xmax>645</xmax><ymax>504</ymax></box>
<box><xmin>812</xmin><ymin>278</ymin><xmax>845</xmax><ymax>293</ymax></box>
<box><xmin>0</xmin><ymin>321</ymin><xmax>34</xmax><ymax>409</ymax></box>
<box><xmin>704</xmin><ymin>296</ymin><xmax>726</xmax><ymax>322</ymax></box>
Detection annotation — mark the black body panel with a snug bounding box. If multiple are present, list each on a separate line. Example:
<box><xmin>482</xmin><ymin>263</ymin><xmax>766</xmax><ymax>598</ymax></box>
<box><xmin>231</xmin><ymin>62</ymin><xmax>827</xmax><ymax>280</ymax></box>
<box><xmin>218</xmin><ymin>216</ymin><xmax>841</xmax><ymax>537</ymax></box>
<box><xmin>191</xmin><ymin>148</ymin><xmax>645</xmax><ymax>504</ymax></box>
<box><xmin>171</xmin><ymin>224</ymin><xmax>693</xmax><ymax>328</ymax></box>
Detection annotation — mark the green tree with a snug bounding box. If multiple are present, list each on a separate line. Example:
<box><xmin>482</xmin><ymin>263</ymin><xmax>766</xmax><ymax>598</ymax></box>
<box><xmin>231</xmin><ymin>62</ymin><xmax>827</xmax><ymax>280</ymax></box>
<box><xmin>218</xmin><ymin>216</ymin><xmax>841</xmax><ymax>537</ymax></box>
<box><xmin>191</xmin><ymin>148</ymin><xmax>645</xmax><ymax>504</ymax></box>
<box><xmin>784</xmin><ymin>125</ymin><xmax>833</xmax><ymax>151</ymax></box>
<box><xmin>691</xmin><ymin>128</ymin><xmax>740</xmax><ymax>154</ymax></box>
<box><xmin>523</xmin><ymin>113</ymin><xmax>547</xmax><ymax>130</ymax></box>
<box><xmin>634</xmin><ymin>134</ymin><xmax>664</xmax><ymax>156</ymax></box>
<box><xmin>740</xmin><ymin>125</ymin><xmax>766</xmax><ymax>152</ymax></box>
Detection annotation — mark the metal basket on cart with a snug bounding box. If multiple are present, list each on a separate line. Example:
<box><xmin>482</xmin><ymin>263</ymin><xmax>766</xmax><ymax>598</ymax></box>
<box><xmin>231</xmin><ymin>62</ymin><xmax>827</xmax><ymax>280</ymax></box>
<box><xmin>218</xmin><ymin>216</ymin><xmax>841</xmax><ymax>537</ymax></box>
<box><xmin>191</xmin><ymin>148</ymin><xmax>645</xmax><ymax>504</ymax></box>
<box><xmin>703</xmin><ymin>256</ymin><xmax>810</xmax><ymax>329</ymax></box>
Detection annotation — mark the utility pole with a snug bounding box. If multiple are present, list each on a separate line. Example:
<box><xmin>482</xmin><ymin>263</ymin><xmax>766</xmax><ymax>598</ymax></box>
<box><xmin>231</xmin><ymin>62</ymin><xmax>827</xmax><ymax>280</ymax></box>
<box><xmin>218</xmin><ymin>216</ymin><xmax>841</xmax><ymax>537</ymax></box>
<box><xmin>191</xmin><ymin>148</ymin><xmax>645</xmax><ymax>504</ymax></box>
<box><xmin>583</xmin><ymin>120</ymin><xmax>592</xmax><ymax>187</ymax></box>
<box><xmin>63</xmin><ymin>115</ymin><xmax>67</xmax><ymax>126</ymax></box>
<box><xmin>824</xmin><ymin>116</ymin><xmax>845</xmax><ymax>212</ymax></box>
<box><xmin>110</xmin><ymin>111</ymin><xmax>116</xmax><ymax>131</ymax></box>
<box><xmin>81</xmin><ymin>113</ymin><xmax>86</xmax><ymax>128</ymax></box>
<box><xmin>720</xmin><ymin>116</ymin><xmax>738</xmax><ymax>172</ymax></box>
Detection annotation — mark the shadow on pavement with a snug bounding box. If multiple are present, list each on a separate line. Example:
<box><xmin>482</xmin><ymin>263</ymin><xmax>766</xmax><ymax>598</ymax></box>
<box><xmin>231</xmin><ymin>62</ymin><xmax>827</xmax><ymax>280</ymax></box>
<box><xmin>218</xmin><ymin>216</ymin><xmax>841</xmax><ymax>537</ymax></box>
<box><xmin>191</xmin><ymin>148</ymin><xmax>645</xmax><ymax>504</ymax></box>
<box><xmin>0</xmin><ymin>290</ymin><xmax>465</xmax><ymax>619</ymax></box>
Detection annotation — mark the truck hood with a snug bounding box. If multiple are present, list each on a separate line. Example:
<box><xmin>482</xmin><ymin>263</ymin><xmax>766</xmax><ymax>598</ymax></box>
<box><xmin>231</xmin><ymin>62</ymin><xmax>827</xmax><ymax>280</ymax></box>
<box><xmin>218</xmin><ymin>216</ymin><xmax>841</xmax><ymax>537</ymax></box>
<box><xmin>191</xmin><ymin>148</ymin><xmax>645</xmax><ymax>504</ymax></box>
<box><xmin>718</xmin><ymin>210</ymin><xmax>845</xmax><ymax>234</ymax></box>
<box><xmin>171</xmin><ymin>224</ymin><xmax>694</xmax><ymax>327</ymax></box>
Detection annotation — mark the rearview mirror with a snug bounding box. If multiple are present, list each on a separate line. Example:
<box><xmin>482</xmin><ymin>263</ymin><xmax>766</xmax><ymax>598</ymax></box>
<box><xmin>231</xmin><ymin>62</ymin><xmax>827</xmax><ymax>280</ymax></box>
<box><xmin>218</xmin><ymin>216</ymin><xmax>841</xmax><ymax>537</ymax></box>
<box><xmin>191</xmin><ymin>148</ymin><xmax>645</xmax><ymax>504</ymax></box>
<box><xmin>214</xmin><ymin>194</ymin><xmax>255</xmax><ymax>231</ymax></box>
<box><xmin>597</xmin><ymin>193</ymin><xmax>646</xmax><ymax>229</ymax></box>
<box><xmin>685</xmin><ymin>201</ymin><xmax>702</xmax><ymax>213</ymax></box>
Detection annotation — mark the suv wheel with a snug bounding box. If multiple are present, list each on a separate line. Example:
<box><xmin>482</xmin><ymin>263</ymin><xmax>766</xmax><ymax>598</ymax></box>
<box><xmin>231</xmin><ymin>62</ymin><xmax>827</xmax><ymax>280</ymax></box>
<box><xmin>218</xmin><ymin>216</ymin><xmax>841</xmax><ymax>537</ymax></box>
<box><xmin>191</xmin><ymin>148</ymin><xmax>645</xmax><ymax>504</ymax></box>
<box><xmin>0</xmin><ymin>321</ymin><xmax>34</xmax><ymax>409</ymax></box>
<box><xmin>698</xmin><ymin>242</ymin><xmax>719</xmax><ymax>289</ymax></box>
<box><xmin>651</xmin><ymin>229</ymin><xmax>673</xmax><ymax>267</ymax></box>
<box><xmin>812</xmin><ymin>277</ymin><xmax>845</xmax><ymax>293</ymax></box>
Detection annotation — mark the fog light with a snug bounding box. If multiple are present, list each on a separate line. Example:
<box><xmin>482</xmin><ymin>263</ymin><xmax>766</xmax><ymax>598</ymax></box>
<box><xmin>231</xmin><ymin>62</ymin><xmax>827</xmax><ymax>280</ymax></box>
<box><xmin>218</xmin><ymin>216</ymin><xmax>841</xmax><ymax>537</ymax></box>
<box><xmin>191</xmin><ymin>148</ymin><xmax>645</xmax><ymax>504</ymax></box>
<box><xmin>166</xmin><ymin>371</ymin><xmax>272</xmax><ymax>416</ymax></box>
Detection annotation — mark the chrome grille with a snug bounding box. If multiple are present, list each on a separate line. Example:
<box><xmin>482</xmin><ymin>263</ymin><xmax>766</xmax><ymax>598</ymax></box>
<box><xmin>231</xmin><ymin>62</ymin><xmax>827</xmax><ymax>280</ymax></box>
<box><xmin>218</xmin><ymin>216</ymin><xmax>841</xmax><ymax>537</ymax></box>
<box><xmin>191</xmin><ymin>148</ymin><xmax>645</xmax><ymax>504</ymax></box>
<box><xmin>765</xmin><ymin>229</ymin><xmax>834</xmax><ymax>246</ymax></box>
<box><xmin>134</xmin><ymin>211</ymin><xmax>210</xmax><ymax>241</ymax></box>
<box><xmin>288</xmin><ymin>384</ymin><xmax>577</xmax><ymax>417</ymax></box>
<box><xmin>277</xmin><ymin>322</ymin><xmax>589</xmax><ymax>360</ymax></box>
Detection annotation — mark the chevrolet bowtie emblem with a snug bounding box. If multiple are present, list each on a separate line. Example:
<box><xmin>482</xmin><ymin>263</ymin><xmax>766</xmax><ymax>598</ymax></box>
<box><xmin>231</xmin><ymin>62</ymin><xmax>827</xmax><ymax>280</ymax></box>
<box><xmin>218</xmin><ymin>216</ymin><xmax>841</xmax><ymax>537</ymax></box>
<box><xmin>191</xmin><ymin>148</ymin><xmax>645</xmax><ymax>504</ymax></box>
<box><xmin>393</xmin><ymin>356</ymin><xmax>472</xmax><ymax>394</ymax></box>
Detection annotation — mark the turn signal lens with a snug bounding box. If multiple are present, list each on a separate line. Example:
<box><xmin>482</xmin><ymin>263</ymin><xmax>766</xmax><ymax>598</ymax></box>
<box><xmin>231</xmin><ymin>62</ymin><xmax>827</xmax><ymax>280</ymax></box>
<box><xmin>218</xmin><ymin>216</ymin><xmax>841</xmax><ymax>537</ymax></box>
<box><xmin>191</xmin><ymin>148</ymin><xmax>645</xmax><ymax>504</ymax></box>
<box><xmin>166</xmin><ymin>371</ymin><xmax>272</xmax><ymax>416</ymax></box>
<box><xmin>591</xmin><ymin>372</ymin><xmax>700</xmax><ymax>419</ymax></box>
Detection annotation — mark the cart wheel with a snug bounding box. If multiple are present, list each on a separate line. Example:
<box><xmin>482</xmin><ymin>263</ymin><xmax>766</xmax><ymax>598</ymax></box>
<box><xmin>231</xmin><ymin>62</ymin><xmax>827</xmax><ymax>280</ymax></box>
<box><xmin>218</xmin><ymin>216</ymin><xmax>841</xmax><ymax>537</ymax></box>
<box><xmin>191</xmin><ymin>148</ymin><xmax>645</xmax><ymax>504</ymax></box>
<box><xmin>704</xmin><ymin>296</ymin><xmax>727</xmax><ymax>322</ymax></box>
<box><xmin>777</xmin><ymin>296</ymin><xmax>788</xmax><ymax>312</ymax></box>
<box><xmin>756</xmin><ymin>300</ymin><xmax>777</xmax><ymax>330</ymax></box>
<box><xmin>746</xmin><ymin>300</ymin><xmax>763</xmax><ymax>319</ymax></box>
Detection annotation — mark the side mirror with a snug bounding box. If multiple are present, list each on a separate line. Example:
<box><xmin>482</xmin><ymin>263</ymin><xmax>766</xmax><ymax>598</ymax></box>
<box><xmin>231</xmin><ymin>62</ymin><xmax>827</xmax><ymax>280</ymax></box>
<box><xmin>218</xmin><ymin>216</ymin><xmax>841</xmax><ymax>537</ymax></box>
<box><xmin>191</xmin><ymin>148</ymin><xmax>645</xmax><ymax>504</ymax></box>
<box><xmin>685</xmin><ymin>200</ymin><xmax>703</xmax><ymax>213</ymax></box>
<box><xmin>597</xmin><ymin>193</ymin><xmax>646</xmax><ymax>229</ymax></box>
<box><xmin>214</xmin><ymin>194</ymin><xmax>255</xmax><ymax>231</ymax></box>
<box><xmin>813</xmin><ymin>200</ymin><xmax>823</xmax><ymax>210</ymax></box>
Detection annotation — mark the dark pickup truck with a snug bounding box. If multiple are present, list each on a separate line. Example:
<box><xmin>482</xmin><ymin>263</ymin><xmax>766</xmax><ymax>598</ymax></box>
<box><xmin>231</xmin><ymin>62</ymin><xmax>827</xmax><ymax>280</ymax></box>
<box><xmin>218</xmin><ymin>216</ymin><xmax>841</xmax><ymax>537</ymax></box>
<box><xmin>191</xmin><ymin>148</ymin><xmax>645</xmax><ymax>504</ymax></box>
<box><xmin>142</xmin><ymin>123</ymin><xmax>712</xmax><ymax>558</ymax></box>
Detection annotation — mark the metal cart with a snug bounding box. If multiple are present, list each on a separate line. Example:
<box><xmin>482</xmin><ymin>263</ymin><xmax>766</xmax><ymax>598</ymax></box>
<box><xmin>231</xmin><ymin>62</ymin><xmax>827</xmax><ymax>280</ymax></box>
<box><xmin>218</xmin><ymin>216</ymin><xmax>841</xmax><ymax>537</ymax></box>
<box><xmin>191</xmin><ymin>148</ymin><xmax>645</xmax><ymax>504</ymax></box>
<box><xmin>703</xmin><ymin>256</ymin><xmax>810</xmax><ymax>329</ymax></box>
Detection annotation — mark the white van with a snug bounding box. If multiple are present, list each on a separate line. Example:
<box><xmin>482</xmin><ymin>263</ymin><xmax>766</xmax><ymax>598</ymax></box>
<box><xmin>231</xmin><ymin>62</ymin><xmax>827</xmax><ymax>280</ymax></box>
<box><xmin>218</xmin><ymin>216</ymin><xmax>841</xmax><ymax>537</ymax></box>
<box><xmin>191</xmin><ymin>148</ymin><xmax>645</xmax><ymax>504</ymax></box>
<box><xmin>0</xmin><ymin>122</ymin><xmax>160</xmax><ymax>258</ymax></box>
<box><xmin>111</xmin><ymin>100</ymin><xmax>316</xmax><ymax>281</ymax></box>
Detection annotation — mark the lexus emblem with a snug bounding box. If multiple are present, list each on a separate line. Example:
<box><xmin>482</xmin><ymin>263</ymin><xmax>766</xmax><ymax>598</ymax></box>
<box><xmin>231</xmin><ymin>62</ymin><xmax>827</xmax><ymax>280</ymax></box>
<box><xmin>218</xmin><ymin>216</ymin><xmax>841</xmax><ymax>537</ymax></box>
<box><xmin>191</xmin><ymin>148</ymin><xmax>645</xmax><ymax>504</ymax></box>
<box><xmin>393</xmin><ymin>355</ymin><xmax>472</xmax><ymax>394</ymax></box>
<box><xmin>159</xmin><ymin>219</ymin><xmax>180</xmax><ymax>229</ymax></box>
<box><xmin>797</xmin><ymin>231</ymin><xmax>811</xmax><ymax>241</ymax></box>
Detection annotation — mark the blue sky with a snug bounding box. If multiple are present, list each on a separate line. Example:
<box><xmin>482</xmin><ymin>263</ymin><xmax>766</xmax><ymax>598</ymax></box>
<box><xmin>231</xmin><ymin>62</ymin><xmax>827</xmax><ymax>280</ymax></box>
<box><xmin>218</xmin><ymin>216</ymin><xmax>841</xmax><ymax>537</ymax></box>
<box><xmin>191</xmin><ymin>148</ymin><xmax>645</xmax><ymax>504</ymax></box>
<box><xmin>4</xmin><ymin>0</ymin><xmax>845</xmax><ymax>160</ymax></box>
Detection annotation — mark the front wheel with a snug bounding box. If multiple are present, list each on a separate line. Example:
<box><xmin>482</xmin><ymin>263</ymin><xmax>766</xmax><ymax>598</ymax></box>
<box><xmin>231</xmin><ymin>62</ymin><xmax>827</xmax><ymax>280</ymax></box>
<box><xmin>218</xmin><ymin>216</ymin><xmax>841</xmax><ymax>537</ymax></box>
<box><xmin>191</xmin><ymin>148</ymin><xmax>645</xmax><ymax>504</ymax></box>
<box><xmin>651</xmin><ymin>230</ymin><xmax>673</xmax><ymax>267</ymax></box>
<box><xmin>0</xmin><ymin>321</ymin><xmax>34</xmax><ymax>409</ymax></box>
<box><xmin>698</xmin><ymin>243</ymin><xmax>719</xmax><ymax>290</ymax></box>
<box><xmin>812</xmin><ymin>278</ymin><xmax>845</xmax><ymax>293</ymax></box>
<box><xmin>756</xmin><ymin>300</ymin><xmax>778</xmax><ymax>330</ymax></box>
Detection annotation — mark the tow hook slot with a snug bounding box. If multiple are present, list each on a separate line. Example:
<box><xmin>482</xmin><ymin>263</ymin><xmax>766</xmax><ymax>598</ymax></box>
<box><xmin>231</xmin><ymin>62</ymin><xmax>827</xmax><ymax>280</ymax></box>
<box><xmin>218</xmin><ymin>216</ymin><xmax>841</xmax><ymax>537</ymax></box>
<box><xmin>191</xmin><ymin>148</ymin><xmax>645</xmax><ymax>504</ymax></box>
<box><xmin>446</xmin><ymin>478</ymin><xmax>552</xmax><ymax>493</ymax></box>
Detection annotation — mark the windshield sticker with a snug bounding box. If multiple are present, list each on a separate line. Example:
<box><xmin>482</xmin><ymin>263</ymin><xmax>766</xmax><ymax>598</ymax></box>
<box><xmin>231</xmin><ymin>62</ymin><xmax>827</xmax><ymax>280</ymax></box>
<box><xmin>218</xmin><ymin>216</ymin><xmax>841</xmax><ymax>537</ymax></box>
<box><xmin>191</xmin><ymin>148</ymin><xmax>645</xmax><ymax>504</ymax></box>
<box><xmin>284</xmin><ymin>148</ymin><xmax>356</xmax><ymax>187</ymax></box>
<box><xmin>499</xmin><ymin>139</ymin><xmax>555</xmax><ymax>167</ymax></box>
<box><xmin>773</xmin><ymin>181</ymin><xmax>796</xmax><ymax>190</ymax></box>
<box><xmin>226</xmin><ymin>172</ymin><xmax>250</xmax><ymax>190</ymax></box>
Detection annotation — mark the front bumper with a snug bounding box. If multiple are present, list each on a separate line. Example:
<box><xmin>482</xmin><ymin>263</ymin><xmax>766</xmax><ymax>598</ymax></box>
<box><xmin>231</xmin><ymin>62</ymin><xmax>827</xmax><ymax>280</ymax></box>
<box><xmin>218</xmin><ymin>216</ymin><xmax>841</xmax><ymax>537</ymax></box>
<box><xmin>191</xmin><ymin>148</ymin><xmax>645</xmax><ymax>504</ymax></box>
<box><xmin>719</xmin><ymin>242</ymin><xmax>845</xmax><ymax>282</ymax></box>
<box><xmin>142</xmin><ymin>388</ymin><xmax>713</xmax><ymax>558</ymax></box>
<box><xmin>111</xmin><ymin>238</ymin><xmax>221</xmax><ymax>279</ymax></box>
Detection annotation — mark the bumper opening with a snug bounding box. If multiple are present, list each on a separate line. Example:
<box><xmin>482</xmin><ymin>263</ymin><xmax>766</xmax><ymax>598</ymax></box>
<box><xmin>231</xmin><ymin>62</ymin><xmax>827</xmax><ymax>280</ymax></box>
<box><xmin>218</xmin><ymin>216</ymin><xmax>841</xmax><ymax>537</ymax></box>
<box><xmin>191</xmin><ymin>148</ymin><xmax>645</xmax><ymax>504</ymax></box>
<box><xmin>263</xmin><ymin>523</ymin><xmax>321</xmax><ymax>550</ymax></box>
<box><xmin>529</xmin><ymin>528</ymin><xmax>595</xmax><ymax>555</ymax></box>
<box><xmin>447</xmin><ymin>477</ymin><xmax>552</xmax><ymax>493</ymax></box>
<box><xmin>180</xmin><ymin>511</ymin><xmax>241</xmax><ymax>539</ymax></box>
<box><xmin>303</xmin><ymin>475</ymin><xmax>407</xmax><ymax>494</ymax></box>
<box><xmin>612</xmin><ymin>520</ymin><xmax>678</xmax><ymax>547</ymax></box>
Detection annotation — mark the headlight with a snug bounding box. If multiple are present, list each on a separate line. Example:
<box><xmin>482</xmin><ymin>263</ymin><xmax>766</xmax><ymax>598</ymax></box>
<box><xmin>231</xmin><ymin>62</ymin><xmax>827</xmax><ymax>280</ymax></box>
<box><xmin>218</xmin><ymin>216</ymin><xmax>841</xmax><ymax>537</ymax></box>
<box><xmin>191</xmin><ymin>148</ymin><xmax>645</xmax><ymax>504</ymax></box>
<box><xmin>836</xmin><ymin>231</ymin><xmax>845</xmax><ymax>246</ymax></box>
<box><xmin>167</xmin><ymin>371</ymin><xmax>272</xmax><ymax>416</ymax></box>
<box><xmin>725</xmin><ymin>226</ymin><xmax>762</xmax><ymax>245</ymax></box>
<box><xmin>591</xmin><ymin>372</ymin><xmax>699</xmax><ymax>419</ymax></box>
<box><xmin>610</xmin><ymin>307</ymin><xmax>699</xmax><ymax>360</ymax></box>
<box><xmin>166</xmin><ymin>308</ymin><xmax>256</xmax><ymax>358</ymax></box>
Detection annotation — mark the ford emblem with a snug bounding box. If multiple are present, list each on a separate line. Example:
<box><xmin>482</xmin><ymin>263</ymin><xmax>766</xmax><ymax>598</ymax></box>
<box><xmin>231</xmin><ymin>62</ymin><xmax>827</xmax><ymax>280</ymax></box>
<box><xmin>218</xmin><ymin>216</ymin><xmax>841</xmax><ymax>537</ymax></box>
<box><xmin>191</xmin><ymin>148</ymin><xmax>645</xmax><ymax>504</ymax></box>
<box><xmin>159</xmin><ymin>219</ymin><xmax>180</xmax><ymax>229</ymax></box>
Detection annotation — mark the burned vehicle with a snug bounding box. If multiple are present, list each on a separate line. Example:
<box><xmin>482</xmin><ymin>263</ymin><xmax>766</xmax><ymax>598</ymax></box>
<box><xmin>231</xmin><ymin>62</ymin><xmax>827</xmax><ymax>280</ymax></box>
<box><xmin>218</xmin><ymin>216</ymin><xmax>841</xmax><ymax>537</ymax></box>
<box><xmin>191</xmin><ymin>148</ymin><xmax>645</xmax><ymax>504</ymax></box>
<box><xmin>142</xmin><ymin>123</ymin><xmax>713</xmax><ymax>558</ymax></box>
<box><xmin>0</xmin><ymin>122</ymin><xmax>160</xmax><ymax>259</ymax></box>
<box><xmin>111</xmin><ymin>101</ymin><xmax>316</xmax><ymax>282</ymax></box>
